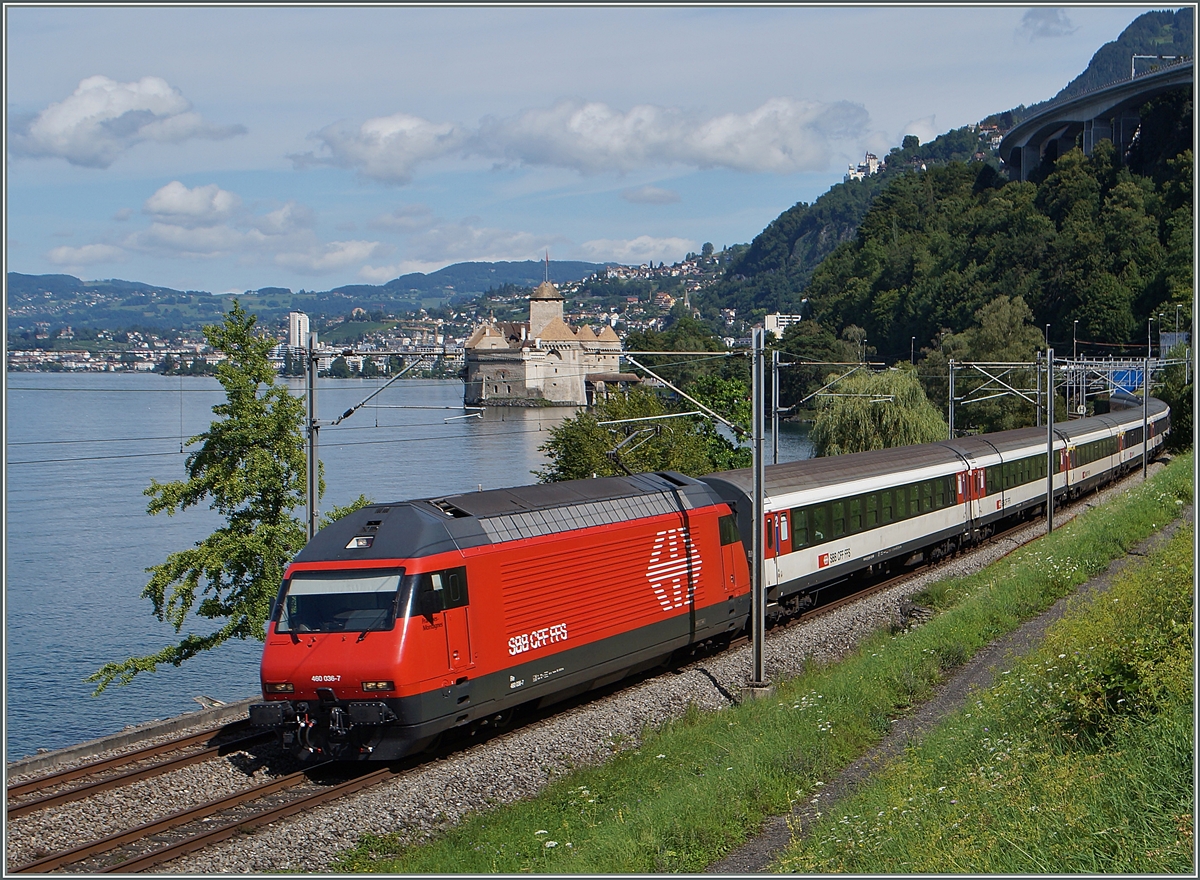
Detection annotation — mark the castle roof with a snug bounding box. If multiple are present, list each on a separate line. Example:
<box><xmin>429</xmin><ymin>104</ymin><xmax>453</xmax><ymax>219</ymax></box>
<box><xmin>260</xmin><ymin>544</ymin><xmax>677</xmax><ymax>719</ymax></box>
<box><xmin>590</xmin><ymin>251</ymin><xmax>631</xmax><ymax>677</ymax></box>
<box><xmin>530</xmin><ymin>281</ymin><xmax>564</xmax><ymax>301</ymax></box>
<box><xmin>596</xmin><ymin>324</ymin><xmax>621</xmax><ymax>343</ymax></box>
<box><xmin>534</xmin><ymin>317</ymin><xmax>578</xmax><ymax>342</ymax></box>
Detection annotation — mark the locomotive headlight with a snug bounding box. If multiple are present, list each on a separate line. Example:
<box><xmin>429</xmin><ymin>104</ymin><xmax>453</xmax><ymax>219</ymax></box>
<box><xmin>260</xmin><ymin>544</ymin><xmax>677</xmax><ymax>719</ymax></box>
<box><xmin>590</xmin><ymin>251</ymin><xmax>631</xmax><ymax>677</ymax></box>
<box><xmin>361</xmin><ymin>680</ymin><xmax>395</xmax><ymax>692</ymax></box>
<box><xmin>264</xmin><ymin>682</ymin><xmax>295</xmax><ymax>693</ymax></box>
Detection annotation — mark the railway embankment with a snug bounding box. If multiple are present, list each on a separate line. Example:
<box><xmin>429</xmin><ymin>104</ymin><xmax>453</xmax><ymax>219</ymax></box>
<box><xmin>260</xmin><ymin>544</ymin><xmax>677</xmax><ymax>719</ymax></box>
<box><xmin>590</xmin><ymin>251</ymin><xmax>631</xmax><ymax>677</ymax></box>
<box><xmin>315</xmin><ymin>453</ymin><xmax>1191</xmax><ymax>874</ymax></box>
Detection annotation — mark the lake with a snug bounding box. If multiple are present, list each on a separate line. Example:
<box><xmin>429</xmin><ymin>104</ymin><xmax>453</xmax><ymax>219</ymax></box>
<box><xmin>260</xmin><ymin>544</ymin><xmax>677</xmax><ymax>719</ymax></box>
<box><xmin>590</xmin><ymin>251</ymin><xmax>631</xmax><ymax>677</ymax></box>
<box><xmin>4</xmin><ymin>371</ymin><xmax>811</xmax><ymax>759</ymax></box>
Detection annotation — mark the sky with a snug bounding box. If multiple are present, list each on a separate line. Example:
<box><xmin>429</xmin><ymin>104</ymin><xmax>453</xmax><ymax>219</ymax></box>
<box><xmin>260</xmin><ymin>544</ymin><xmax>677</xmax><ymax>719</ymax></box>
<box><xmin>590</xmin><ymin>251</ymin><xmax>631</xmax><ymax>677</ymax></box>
<box><xmin>4</xmin><ymin>4</ymin><xmax>1157</xmax><ymax>295</ymax></box>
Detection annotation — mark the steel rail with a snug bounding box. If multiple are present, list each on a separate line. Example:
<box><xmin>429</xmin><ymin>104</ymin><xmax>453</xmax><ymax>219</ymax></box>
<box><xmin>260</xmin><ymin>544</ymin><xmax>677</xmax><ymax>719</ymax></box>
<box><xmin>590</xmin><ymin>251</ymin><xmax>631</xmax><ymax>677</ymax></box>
<box><xmin>9</xmin><ymin>764</ymin><xmax>329</xmax><ymax>874</ymax></box>
<box><xmin>6</xmin><ymin>721</ymin><xmax>250</xmax><ymax>800</ymax></box>
<box><xmin>95</xmin><ymin>765</ymin><xmax>399</xmax><ymax>873</ymax></box>
<box><xmin>6</xmin><ymin>731</ymin><xmax>271</xmax><ymax>819</ymax></box>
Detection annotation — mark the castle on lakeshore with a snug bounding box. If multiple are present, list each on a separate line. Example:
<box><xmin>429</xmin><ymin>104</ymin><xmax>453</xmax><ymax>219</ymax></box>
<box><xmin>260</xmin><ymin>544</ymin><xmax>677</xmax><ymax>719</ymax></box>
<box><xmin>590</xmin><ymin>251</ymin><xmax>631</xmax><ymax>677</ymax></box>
<box><xmin>463</xmin><ymin>280</ymin><xmax>636</xmax><ymax>406</ymax></box>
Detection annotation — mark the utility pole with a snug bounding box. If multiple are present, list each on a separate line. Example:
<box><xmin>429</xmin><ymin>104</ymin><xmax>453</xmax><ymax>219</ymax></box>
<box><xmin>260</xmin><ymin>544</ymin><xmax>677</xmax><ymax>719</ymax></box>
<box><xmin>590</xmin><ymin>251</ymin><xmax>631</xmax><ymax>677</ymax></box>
<box><xmin>1046</xmin><ymin>348</ymin><xmax>1054</xmax><ymax>534</ymax></box>
<box><xmin>1143</xmin><ymin>357</ymin><xmax>1150</xmax><ymax>480</ymax></box>
<box><xmin>947</xmin><ymin>358</ymin><xmax>955</xmax><ymax>439</ymax></box>
<box><xmin>306</xmin><ymin>332</ymin><xmax>320</xmax><ymax>540</ymax></box>
<box><xmin>1035</xmin><ymin>350</ymin><xmax>1042</xmax><ymax>427</ymax></box>
<box><xmin>750</xmin><ymin>327</ymin><xmax>768</xmax><ymax>691</ymax></box>
<box><xmin>771</xmin><ymin>349</ymin><xmax>780</xmax><ymax>465</ymax></box>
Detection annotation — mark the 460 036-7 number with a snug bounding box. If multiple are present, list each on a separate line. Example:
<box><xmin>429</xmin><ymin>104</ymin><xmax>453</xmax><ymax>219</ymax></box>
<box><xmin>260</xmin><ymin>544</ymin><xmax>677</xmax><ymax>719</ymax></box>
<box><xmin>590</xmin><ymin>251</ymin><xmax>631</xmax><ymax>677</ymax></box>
<box><xmin>508</xmin><ymin>622</ymin><xmax>568</xmax><ymax>656</ymax></box>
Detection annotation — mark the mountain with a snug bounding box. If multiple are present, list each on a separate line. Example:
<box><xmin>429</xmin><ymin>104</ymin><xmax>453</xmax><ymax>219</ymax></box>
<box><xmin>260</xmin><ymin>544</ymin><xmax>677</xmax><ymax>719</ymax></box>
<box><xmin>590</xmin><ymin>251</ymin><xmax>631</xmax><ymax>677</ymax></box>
<box><xmin>5</xmin><ymin>260</ymin><xmax>609</xmax><ymax>332</ymax></box>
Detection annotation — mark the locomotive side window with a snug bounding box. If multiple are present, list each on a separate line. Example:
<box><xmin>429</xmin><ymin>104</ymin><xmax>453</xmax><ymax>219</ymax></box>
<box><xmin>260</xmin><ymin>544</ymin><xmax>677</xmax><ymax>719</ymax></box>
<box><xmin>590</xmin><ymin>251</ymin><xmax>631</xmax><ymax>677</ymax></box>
<box><xmin>718</xmin><ymin>514</ymin><xmax>741</xmax><ymax>546</ymax></box>
<box><xmin>416</xmin><ymin>566</ymin><xmax>470</xmax><ymax>612</ymax></box>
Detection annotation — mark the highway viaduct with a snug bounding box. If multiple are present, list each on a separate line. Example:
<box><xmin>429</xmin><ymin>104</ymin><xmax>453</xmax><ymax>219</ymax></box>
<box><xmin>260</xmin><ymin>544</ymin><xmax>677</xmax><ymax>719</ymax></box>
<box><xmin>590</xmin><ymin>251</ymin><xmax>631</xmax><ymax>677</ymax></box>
<box><xmin>999</xmin><ymin>59</ymin><xmax>1193</xmax><ymax>181</ymax></box>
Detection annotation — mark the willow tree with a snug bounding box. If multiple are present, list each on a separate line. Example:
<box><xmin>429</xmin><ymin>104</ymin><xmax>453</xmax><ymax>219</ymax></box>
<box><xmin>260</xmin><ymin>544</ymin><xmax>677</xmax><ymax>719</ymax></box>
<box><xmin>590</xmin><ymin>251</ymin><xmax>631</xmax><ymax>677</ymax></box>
<box><xmin>810</xmin><ymin>366</ymin><xmax>947</xmax><ymax>457</ymax></box>
<box><xmin>86</xmin><ymin>303</ymin><xmax>365</xmax><ymax>692</ymax></box>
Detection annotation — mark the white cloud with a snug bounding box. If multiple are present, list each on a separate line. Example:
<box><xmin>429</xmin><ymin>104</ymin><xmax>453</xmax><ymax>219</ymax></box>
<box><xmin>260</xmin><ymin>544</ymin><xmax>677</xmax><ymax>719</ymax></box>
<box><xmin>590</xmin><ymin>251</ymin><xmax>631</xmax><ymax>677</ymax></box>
<box><xmin>370</xmin><ymin>203</ymin><xmax>437</xmax><ymax>232</ymax></box>
<box><xmin>477</xmin><ymin>97</ymin><xmax>869</xmax><ymax>175</ymax></box>
<box><xmin>899</xmin><ymin>116</ymin><xmax>939</xmax><ymax>147</ymax></box>
<box><xmin>621</xmin><ymin>185</ymin><xmax>681</xmax><ymax>205</ymax></box>
<box><xmin>9</xmin><ymin>75</ymin><xmax>245</xmax><ymax>168</ymax></box>
<box><xmin>143</xmin><ymin>181</ymin><xmax>241</xmax><ymax>227</ymax></box>
<box><xmin>408</xmin><ymin>221</ymin><xmax>566</xmax><ymax>264</ymax></box>
<box><xmin>580</xmin><ymin>235</ymin><xmax>695</xmax><ymax>266</ymax></box>
<box><xmin>298</xmin><ymin>96</ymin><xmax>870</xmax><ymax>184</ymax></box>
<box><xmin>255</xmin><ymin>201</ymin><xmax>316</xmax><ymax>235</ymax></box>
<box><xmin>275</xmin><ymin>240</ymin><xmax>389</xmax><ymax>273</ymax></box>
<box><xmin>293</xmin><ymin>113</ymin><xmax>467</xmax><ymax>184</ymax></box>
<box><xmin>1017</xmin><ymin>8</ymin><xmax>1078</xmax><ymax>42</ymax></box>
<box><xmin>45</xmin><ymin>243</ymin><xmax>126</xmax><ymax>266</ymax></box>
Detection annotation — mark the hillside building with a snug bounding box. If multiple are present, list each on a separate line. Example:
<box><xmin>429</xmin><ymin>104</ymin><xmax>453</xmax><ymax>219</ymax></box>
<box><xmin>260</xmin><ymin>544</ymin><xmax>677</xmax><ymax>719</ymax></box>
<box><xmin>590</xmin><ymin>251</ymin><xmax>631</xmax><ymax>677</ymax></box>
<box><xmin>463</xmin><ymin>281</ymin><xmax>636</xmax><ymax>406</ymax></box>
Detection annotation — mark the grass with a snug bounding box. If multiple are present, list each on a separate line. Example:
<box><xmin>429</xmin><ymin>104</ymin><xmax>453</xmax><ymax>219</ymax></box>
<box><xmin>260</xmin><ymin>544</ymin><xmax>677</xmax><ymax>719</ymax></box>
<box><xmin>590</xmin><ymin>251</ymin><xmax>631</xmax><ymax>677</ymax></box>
<box><xmin>331</xmin><ymin>454</ymin><xmax>1193</xmax><ymax>873</ymax></box>
<box><xmin>774</xmin><ymin>520</ymin><xmax>1194</xmax><ymax>873</ymax></box>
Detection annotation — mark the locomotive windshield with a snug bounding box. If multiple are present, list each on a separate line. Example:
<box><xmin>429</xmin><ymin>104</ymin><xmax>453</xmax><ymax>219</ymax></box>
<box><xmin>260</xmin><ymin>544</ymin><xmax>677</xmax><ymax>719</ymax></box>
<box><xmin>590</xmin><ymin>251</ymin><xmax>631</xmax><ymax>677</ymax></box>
<box><xmin>276</xmin><ymin>569</ymin><xmax>406</xmax><ymax>634</ymax></box>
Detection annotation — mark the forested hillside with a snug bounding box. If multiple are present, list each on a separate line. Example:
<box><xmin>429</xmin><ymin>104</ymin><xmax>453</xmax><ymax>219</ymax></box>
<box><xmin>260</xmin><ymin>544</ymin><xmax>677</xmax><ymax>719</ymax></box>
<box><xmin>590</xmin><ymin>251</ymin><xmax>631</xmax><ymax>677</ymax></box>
<box><xmin>696</xmin><ymin>128</ymin><xmax>993</xmax><ymax>319</ymax></box>
<box><xmin>805</xmin><ymin>87</ymin><xmax>1192</xmax><ymax>365</ymax></box>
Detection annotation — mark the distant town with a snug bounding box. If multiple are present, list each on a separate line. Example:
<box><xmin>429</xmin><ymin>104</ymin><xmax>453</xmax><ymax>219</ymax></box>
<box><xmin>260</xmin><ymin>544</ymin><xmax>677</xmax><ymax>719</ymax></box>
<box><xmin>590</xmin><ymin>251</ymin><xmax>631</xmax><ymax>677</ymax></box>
<box><xmin>6</xmin><ymin>250</ymin><xmax>773</xmax><ymax>375</ymax></box>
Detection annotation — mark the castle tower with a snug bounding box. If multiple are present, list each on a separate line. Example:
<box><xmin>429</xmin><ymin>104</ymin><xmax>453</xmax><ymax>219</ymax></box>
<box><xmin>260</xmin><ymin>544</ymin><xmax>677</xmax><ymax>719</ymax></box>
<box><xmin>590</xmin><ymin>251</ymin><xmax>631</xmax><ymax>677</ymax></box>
<box><xmin>528</xmin><ymin>281</ymin><xmax>564</xmax><ymax>339</ymax></box>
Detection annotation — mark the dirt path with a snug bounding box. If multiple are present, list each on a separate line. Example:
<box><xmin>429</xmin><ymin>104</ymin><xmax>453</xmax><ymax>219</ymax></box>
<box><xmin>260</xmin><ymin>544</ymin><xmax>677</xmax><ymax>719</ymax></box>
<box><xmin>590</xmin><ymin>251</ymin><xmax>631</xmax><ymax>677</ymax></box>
<box><xmin>707</xmin><ymin>504</ymin><xmax>1193</xmax><ymax>874</ymax></box>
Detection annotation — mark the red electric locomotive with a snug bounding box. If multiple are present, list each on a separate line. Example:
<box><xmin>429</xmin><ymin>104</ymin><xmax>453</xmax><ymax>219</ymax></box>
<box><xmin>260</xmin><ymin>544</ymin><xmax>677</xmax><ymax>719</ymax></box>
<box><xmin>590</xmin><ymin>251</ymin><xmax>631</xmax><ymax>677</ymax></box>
<box><xmin>250</xmin><ymin>471</ymin><xmax>751</xmax><ymax>760</ymax></box>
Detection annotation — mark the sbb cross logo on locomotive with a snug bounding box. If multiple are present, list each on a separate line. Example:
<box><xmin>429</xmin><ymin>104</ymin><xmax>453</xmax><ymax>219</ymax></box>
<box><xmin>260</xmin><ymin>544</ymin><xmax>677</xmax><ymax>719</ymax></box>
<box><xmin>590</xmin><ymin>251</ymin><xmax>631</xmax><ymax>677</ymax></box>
<box><xmin>647</xmin><ymin>527</ymin><xmax>703</xmax><ymax>611</ymax></box>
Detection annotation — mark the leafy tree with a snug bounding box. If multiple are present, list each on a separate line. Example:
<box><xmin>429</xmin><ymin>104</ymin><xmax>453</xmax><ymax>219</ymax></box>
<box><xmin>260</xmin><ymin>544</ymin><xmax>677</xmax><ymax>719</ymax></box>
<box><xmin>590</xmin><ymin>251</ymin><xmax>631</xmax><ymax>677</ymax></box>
<box><xmin>1157</xmin><ymin>343</ymin><xmax>1193</xmax><ymax>453</ymax></box>
<box><xmin>535</xmin><ymin>387</ymin><xmax>749</xmax><ymax>482</ymax></box>
<box><xmin>327</xmin><ymin>355</ymin><xmax>353</xmax><ymax>378</ymax></box>
<box><xmin>922</xmin><ymin>295</ymin><xmax>1045</xmax><ymax>433</ymax></box>
<box><xmin>810</xmin><ymin>367</ymin><xmax>948</xmax><ymax>456</ymax></box>
<box><xmin>87</xmin><ymin>303</ymin><xmax>319</xmax><ymax>691</ymax></box>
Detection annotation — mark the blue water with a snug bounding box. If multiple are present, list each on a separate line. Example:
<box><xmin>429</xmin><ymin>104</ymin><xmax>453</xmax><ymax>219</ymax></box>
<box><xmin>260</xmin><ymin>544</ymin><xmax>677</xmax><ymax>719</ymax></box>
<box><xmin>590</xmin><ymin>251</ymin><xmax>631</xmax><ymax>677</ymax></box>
<box><xmin>4</xmin><ymin>372</ymin><xmax>811</xmax><ymax>760</ymax></box>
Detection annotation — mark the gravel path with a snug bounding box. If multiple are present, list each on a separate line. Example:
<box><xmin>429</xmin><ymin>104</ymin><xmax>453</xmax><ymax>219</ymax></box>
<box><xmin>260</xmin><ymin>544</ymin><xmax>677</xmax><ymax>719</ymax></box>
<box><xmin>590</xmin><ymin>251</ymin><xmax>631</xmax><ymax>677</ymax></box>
<box><xmin>4</xmin><ymin>465</ymin><xmax>1174</xmax><ymax>874</ymax></box>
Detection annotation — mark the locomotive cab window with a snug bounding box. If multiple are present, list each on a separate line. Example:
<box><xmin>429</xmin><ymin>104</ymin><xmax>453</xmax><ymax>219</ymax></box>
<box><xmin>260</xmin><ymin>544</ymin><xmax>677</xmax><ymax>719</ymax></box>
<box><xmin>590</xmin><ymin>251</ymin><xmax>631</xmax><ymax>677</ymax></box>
<box><xmin>276</xmin><ymin>569</ymin><xmax>403</xmax><ymax>634</ymax></box>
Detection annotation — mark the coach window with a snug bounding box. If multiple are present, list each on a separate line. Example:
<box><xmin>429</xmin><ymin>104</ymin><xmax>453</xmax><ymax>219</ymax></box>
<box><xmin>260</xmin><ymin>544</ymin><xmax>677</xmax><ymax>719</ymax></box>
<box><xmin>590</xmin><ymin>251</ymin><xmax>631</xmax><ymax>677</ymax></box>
<box><xmin>934</xmin><ymin>479</ymin><xmax>945</xmax><ymax>510</ymax></box>
<box><xmin>791</xmin><ymin>509</ymin><xmax>808</xmax><ymax>548</ymax></box>
<box><xmin>848</xmin><ymin>498</ymin><xmax>862</xmax><ymax>533</ymax></box>
<box><xmin>906</xmin><ymin>485</ymin><xmax>918</xmax><ymax>518</ymax></box>
<box><xmin>811</xmin><ymin>506</ymin><xmax>827</xmax><ymax>543</ymax></box>
<box><xmin>865</xmin><ymin>494</ymin><xmax>878</xmax><ymax>528</ymax></box>
<box><xmin>766</xmin><ymin>516</ymin><xmax>774</xmax><ymax>550</ymax></box>
<box><xmin>881</xmin><ymin>490</ymin><xmax>893</xmax><ymax>524</ymax></box>
<box><xmin>832</xmin><ymin>501</ymin><xmax>845</xmax><ymax>538</ymax></box>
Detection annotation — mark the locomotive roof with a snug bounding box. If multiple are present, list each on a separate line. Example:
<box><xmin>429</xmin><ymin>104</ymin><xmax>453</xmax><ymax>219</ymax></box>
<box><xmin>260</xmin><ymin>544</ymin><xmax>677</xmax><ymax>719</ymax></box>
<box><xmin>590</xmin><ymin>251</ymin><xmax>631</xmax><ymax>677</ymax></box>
<box><xmin>292</xmin><ymin>471</ymin><xmax>721</xmax><ymax>565</ymax></box>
